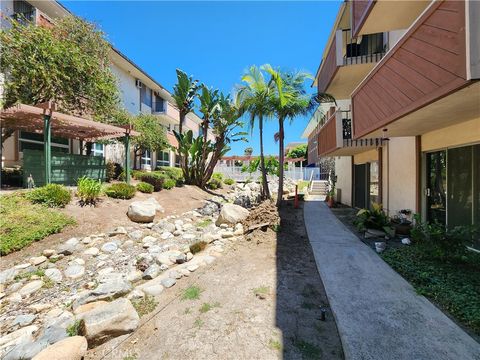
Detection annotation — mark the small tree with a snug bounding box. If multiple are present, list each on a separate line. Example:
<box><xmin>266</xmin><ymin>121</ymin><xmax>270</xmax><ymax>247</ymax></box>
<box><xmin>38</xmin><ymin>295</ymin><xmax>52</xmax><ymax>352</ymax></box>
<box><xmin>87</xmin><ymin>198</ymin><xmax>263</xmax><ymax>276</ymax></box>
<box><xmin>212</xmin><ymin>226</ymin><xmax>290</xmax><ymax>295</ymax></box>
<box><xmin>0</xmin><ymin>15</ymin><xmax>119</xmax><ymax>128</ymax></box>
<box><xmin>130</xmin><ymin>114</ymin><xmax>169</xmax><ymax>169</ymax></box>
<box><xmin>286</xmin><ymin>144</ymin><xmax>307</xmax><ymax>160</ymax></box>
<box><xmin>172</xmin><ymin>69</ymin><xmax>199</xmax><ymax>135</ymax></box>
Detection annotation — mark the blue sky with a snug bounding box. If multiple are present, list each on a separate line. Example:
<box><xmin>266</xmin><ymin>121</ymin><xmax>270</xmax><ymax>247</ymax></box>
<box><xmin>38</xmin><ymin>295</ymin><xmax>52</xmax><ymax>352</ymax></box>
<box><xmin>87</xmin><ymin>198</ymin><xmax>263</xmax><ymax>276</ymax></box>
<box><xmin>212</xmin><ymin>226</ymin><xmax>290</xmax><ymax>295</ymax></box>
<box><xmin>62</xmin><ymin>0</ymin><xmax>340</xmax><ymax>156</ymax></box>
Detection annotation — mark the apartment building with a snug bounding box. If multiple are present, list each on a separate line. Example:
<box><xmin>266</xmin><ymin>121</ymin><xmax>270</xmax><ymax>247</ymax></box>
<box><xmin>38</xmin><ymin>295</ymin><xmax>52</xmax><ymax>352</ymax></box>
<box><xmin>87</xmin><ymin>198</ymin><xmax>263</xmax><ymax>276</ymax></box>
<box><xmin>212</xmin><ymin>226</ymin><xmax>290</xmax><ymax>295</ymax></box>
<box><xmin>0</xmin><ymin>0</ymin><xmax>204</xmax><ymax>172</ymax></box>
<box><xmin>305</xmin><ymin>0</ymin><xmax>479</xmax><ymax>228</ymax></box>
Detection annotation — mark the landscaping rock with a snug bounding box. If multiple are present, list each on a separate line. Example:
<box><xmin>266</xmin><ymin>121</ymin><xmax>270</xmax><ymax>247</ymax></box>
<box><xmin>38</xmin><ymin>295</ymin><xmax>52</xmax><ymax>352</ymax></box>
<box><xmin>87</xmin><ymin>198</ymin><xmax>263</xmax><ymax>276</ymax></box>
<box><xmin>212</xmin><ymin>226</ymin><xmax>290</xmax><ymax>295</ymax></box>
<box><xmin>42</xmin><ymin>249</ymin><xmax>56</xmax><ymax>258</ymax></box>
<box><xmin>161</xmin><ymin>231</ymin><xmax>174</xmax><ymax>240</ymax></box>
<box><xmin>216</xmin><ymin>203</ymin><xmax>249</xmax><ymax>226</ymax></box>
<box><xmin>77</xmin><ymin>298</ymin><xmax>139</xmax><ymax>346</ymax></box>
<box><xmin>12</xmin><ymin>314</ymin><xmax>36</xmax><ymax>327</ymax></box>
<box><xmin>109</xmin><ymin>227</ymin><xmax>127</xmax><ymax>236</ymax></box>
<box><xmin>101</xmin><ymin>242</ymin><xmax>118</xmax><ymax>253</ymax></box>
<box><xmin>168</xmin><ymin>270</ymin><xmax>182</xmax><ymax>279</ymax></box>
<box><xmin>127</xmin><ymin>270</ymin><xmax>143</xmax><ymax>283</ymax></box>
<box><xmin>30</xmin><ymin>256</ymin><xmax>47</xmax><ymax>266</ymax></box>
<box><xmin>187</xmin><ymin>264</ymin><xmax>199</xmax><ymax>272</ymax></box>
<box><xmin>200</xmin><ymin>201</ymin><xmax>219</xmax><ymax>216</ymax></box>
<box><xmin>233</xmin><ymin>195</ymin><xmax>251</xmax><ymax>208</ymax></box>
<box><xmin>156</xmin><ymin>253</ymin><xmax>174</xmax><ymax>266</ymax></box>
<box><xmin>73</xmin><ymin>273</ymin><xmax>132</xmax><ymax>308</ymax></box>
<box><xmin>73</xmin><ymin>301</ymin><xmax>109</xmax><ymax>315</ymax></box>
<box><xmin>142</xmin><ymin>284</ymin><xmax>164</xmax><ymax>296</ymax></box>
<box><xmin>83</xmin><ymin>247</ymin><xmax>99</xmax><ymax>256</ymax></box>
<box><xmin>161</xmin><ymin>278</ymin><xmax>176</xmax><ymax>288</ymax></box>
<box><xmin>32</xmin><ymin>336</ymin><xmax>87</xmax><ymax>360</ymax></box>
<box><xmin>0</xmin><ymin>325</ymin><xmax>38</xmax><ymax>359</ymax></box>
<box><xmin>19</xmin><ymin>280</ymin><xmax>43</xmax><ymax>297</ymax></box>
<box><xmin>127</xmin><ymin>201</ymin><xmax>157</xmax><ymax>223</ymax></box>
<box><xmin>64</xmin><ymin>265</ymin><xmax>85</xmax><ymax>279</ymax></box>
<box><xmin>45</xmin><ymin>268</ymin><xmax>63</xmax><ymax>283</ymax></box>
<box><xmin>0</xmin><ymin>268</ymin><xmax>18</xmax><ymax>284</ymax></box>
<box><xmin>129</xmin><ymin>230</ymin><xmax>144</xmax><ymax>240</ymax></box>
<box><xmin>143</xmin><ymin>264</ymin><xmax>161</xmax><ymax>280</ymax></box>
<box><xmin>401</xmin><ymin>238</ymin><xmax>411</xmax><ymax>245</ymax></box>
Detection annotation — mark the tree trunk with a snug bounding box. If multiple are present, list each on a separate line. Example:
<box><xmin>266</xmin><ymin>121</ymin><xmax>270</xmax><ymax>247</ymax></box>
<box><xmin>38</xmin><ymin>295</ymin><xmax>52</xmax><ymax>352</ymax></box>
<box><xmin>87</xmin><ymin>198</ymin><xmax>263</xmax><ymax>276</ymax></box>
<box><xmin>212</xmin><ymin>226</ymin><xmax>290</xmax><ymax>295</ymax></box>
<box><xmin>179</xmin><ymin>112</ymin><xmax>185</xmax><ymax>135</ymax></box>
<box><xmin>259</xmin><ymin>115</ymin><xmax>270</xmax><ymax>199</ymax></box>
<box><xmin>276</xmin><ymin>117</ymin><xmax>285</xmax><ymax>207</ymax></box>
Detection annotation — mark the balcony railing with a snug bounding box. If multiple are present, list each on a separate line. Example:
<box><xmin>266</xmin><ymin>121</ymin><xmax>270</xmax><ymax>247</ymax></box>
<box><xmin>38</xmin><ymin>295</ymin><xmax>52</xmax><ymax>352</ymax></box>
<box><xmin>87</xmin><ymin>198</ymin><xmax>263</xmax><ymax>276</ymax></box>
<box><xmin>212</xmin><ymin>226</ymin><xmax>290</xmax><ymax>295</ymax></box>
<box><xmin>341</xmin><ymin>111</ymin><xmax>352</xmax><ymax>140</ymax></box>
<box><xmin>341</xmin><ymin>29</ymin><xmax>388</xmax><ymax>66</ymax></box>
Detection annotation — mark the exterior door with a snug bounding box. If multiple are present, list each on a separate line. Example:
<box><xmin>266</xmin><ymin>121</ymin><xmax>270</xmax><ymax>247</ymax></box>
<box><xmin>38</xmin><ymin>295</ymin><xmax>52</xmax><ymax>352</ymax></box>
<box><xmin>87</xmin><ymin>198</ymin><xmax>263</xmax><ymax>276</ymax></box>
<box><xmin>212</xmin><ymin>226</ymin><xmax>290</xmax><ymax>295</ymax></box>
<box><xmin>426</xmin><ymin>150</ymin><xmax>447</xmax><ymax>225</ymax></box>
<box><xmin>354</xmin><ymin>164</ymin><xmax>369</xmax><ymax>209</ymax></box>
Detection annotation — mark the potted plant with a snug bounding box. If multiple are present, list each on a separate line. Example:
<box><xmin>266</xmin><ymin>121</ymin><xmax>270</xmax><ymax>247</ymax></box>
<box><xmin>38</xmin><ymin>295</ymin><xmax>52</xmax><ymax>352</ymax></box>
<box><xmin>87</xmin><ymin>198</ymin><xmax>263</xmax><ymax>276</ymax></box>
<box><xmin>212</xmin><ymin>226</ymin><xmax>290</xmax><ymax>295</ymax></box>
<box><xmin>327</xmin><ymin>189</ymin><xmax>335</xmax><ymax>207</ymax></box>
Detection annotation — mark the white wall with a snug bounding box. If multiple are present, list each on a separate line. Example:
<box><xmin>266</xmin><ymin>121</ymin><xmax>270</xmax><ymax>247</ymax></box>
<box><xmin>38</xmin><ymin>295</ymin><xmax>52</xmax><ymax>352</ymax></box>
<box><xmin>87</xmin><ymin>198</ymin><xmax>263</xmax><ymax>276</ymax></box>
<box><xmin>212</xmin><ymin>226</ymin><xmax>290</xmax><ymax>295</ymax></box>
<box><xmin>335</xmin><ymin>156</ymin><xmax>352</xmax><ymax>206</ymax></box>
<box><xmin>111</xmin><ymin>64</ymin><xmax>140</xmax><ymax>115</ymax></box>
<box><xmin>384</xmin><ymin>137</ymin><xmax>416</xmax><ymax>216</ymax></box>
<box><xmin>388</xmin><ymin>29</ymin><xmax>407</xmax><ymax>49</ymax></box>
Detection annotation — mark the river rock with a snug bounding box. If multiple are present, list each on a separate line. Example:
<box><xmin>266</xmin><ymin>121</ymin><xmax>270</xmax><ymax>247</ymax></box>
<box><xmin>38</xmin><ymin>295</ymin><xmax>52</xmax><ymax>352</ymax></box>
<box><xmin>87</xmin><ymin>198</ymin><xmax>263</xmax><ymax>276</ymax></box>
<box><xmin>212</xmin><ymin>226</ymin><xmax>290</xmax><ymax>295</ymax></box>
<box><xmin>30</xmin><ymin>256</ymin><xmax>47</xmax><ymax>266</ymax></box>
<box><xmin>101</xmin><ymin>242</ymin><xmax>118</xmax><ymax>253</ymax></box>
<box><xmin>161</xmin><ymin>278</ymin><xmax>176</xmax><ymax>288</ymax></box>
<box><xmin>42</xmin><ymin>249</ymin><xmax>56</xmax><ymax>258</ymax></box>
<box><xmin>77</xmin><ymin>298</ymin><xmax>139</xmax><ymax>346</ymax></box>
<box><xmin>64</xmin><ymin>265</ymin><xmax>85</xmax><ymax>279</ymax></box>
<box><xmin>73</xmin><ymin>273</ymin><xmax>132</xmax><ymax>308</ymax></box>
<box><xmin>19</xmin><ymin>280</ymin><xmax>43</xmax><ymax>297</ymax></box>
<box><xmin>45</xmin><ymin>268</ymin><xmax>63</xmax><ymax>283</ymax></box>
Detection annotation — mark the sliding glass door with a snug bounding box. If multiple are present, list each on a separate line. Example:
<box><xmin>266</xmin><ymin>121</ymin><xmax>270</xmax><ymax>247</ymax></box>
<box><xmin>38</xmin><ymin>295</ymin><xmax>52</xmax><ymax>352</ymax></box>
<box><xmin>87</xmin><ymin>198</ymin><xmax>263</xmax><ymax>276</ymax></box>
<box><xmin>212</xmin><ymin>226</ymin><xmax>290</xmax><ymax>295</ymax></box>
<box><xmin>426</xmin><ymin>151</ymin><xmax>447</xmax><ymax>225</ymax></box>
<box><xmin>425</xmin><ymin>144</ymin><xmax>480</xmax><ymax>229</ymax></box>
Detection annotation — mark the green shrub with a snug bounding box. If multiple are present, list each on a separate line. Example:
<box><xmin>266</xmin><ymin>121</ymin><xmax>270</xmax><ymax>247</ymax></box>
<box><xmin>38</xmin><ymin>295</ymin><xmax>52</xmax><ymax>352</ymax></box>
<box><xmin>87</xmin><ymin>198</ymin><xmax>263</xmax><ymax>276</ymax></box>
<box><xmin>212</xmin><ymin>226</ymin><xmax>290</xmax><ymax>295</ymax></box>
<box><xmin>156</xmin><ymin>167</ymin><xmax>185</xmax><ymax>187</ymax></box>
<box><xmin>411</xmin><ymin>214</ymin><xmax>477</xmax><ymax>260</ymax></box>
<box><xmin>106</xmin><ymin>161</ymin><xmax>123</xmax><ymax>182</ymax></box>
<box><xmin>77</xmin><ymin>177</ymin><xmax>102</xmax><ymax>206</ymax></box>
<box><xmin>212</xmin><ymin>172</ymin><xmax>223</xmax><ymax>182</ymax></box>
<box><xmin>354</xmin><ymin>203</ymin><xmax>393</xmax><ymax>236</ymax></box>
<box><xmin>139</xmin><ymin>173</ymin><xmax>166</xmax><ymax>191</ymax></box>
<box><xmin>190</xmin><ymin>241</ymin><xmax>207</xmax><ymax>254</ymax></box>
<box><xmin>105</xmin><ymin>183</ymin><xmax>136</xmax><ymax>199</ymax></box>
<box><xmin>0</xmin><ymin>194</ymin><xmax>75</xmax><ymax>255</ymax></box>
<box><xmin>137</xmin><ymin>182</ymin><xmax>154</xmax><ymax>193</ymax></box>
<box><xmin>119</xmin><ymin>169</ymin><xmax>143</xmax><ymax>182</ymax></box>
<box><xmin>26</xmin><ymin>184</ymin><xmax>71</xmax><ymax>207</ymax></box>
<box><xmin>163</xmin><ymin>178</ymin><xmax>176</xmax><ymax>190</ymax></box>
<box><xmin>224</xmin><ymin>178</ymin><xmax>235</xmax><ymax>185</ymax></box>
<box><xmin>206</xmin><ymin>178</ymin><xmax>222</xmax><ymax>190</ymax></box>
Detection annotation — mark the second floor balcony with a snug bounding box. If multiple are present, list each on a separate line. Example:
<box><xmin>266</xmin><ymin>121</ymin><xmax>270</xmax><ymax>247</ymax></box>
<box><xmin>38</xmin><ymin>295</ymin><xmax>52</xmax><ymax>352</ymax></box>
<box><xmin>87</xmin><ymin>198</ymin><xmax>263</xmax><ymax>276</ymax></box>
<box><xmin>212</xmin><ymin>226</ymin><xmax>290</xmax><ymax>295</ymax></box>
<box><xmin>318</xmin><ymin>109</ymin><xmax>384</xmax><ymax>156</ymax></box>
<box><xmin>315</xmin><ymin>29</ymin><xmax>388</xmax><ymax>99</ymax></box>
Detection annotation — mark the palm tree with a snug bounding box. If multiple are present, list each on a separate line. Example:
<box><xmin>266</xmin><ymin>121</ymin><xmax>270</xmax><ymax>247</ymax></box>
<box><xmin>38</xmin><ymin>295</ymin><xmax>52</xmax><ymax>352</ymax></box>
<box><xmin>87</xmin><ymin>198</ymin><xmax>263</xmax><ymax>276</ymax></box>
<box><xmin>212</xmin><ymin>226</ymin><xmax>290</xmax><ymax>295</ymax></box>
<box><xmin>172</xmin><ymin>69</ymin><xmax>199</xmax><ymax>135</ymax></box>
<box><xmin>236</xmin><ymin>65</ymin><xmax>275</xmax><ymax>200</ymax></box>
<box><xmin>263</xmin><ymin>64</ymin><xmax>335</xmax><ymax>206</ymax></box>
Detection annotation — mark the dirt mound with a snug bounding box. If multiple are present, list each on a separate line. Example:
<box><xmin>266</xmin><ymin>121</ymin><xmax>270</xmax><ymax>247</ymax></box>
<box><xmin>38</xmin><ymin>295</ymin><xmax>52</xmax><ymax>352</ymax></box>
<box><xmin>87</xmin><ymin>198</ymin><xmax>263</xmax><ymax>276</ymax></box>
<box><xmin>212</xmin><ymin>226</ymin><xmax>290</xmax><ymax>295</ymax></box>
<box><xmin>242</xmin><ymin>200</ymin><xmax>280</xmax><ymax>232</ymax></box>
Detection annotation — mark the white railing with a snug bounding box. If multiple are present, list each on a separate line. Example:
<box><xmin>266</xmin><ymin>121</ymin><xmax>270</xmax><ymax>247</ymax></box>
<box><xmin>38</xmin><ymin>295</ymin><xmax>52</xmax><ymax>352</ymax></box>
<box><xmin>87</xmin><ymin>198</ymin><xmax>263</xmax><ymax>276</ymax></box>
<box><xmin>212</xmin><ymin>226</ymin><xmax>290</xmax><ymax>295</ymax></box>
<box><xmin>213</xmin><ymin>165</ymin><xmax>329</xmax><ymax>182</ymax></box>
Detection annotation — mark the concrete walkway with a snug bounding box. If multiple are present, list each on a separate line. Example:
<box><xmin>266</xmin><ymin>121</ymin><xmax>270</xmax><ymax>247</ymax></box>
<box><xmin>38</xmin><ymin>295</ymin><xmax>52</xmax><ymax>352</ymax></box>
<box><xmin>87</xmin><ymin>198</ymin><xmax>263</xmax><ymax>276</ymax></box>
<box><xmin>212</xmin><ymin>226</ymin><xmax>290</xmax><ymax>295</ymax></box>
<box><xmin>304</xmin><ymin>200</ymin><xmax>480</xmax><ymax>360</ymax></box>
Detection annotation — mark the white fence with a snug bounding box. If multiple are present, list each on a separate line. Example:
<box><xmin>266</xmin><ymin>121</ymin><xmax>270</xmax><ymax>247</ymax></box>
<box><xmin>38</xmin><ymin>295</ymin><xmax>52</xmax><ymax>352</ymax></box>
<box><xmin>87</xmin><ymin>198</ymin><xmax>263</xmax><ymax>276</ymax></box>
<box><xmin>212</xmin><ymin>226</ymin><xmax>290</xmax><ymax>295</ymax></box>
<box><xmin>213</xmin><ymin>165</ymin><xmax>329</xmax><ymax>182</ymax></box>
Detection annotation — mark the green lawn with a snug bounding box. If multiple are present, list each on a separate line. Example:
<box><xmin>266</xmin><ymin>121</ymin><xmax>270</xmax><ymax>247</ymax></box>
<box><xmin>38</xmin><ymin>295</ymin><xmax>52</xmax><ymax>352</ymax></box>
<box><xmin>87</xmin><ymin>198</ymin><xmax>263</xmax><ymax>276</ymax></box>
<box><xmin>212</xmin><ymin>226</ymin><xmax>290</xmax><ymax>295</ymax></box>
<box><xmin>381</xmin><ymin>246</ymin><xmax>480</xmax><ymax>336</ymax></box>
<box><xmin>0</xmin><ymin>193</ymin><xmax>75</xmax><ymax>255</ymax></box>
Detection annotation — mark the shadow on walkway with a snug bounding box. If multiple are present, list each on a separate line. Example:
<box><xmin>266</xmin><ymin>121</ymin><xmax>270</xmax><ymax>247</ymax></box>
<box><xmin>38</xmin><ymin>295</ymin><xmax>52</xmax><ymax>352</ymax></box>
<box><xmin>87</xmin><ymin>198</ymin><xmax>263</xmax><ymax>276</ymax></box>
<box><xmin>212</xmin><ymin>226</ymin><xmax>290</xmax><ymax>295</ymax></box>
<box><xmin>274</xmin><ymin>200</ymin><xmax>344</xmax><ymax>359</ymax></box>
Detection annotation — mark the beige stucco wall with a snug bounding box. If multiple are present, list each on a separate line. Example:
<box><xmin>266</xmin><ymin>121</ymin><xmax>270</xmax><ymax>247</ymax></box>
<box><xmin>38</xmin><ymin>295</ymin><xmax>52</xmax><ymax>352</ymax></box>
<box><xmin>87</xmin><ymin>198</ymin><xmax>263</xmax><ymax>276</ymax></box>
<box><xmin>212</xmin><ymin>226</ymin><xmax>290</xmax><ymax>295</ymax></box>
<box><xmin>384</xmin><ymin>137</ymin><xmax>417</xmax><ymax>216</ymax></box>
<box><xmin>2</xmin><ymin>132</ymin><xmax>19</xmax><ymax>167</ymax></box>
<box><xmin>421</xmin><ymin>117</ymin><xmax>480</xmax><ymax>152</ymax></box>
<box><xmin>353</xmin><ymin>149</ymin><xmax>377</xmax><ymax>164</ymax></box>
<box><xmin>335</xmin><ymin>156</ymin><xmax>352</xmax><ymax>206</ymax></box>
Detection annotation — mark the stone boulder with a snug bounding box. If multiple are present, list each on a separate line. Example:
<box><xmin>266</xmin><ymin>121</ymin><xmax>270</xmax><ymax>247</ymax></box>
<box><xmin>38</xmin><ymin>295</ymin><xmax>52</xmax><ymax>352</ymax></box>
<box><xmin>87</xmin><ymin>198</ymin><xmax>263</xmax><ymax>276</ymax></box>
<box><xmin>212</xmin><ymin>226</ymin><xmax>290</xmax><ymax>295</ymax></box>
<box><xmin>77</xmin><ymin>298</ymin><xmax>139</xmax><ymax>346</ymax></box>
<box><xmin>32</xmin><ymin>336</ymin><xmax>87</xmax><ymax>360</ymax></box>
<box><xmin>215</xmin><ymin>203</ymin><xmax>249</xmax><ymax>226</ymax></box>
<box><xmin>127</xmin><ymin>198</ymin><xmax>163</xmax><ymax>223</ymax></box>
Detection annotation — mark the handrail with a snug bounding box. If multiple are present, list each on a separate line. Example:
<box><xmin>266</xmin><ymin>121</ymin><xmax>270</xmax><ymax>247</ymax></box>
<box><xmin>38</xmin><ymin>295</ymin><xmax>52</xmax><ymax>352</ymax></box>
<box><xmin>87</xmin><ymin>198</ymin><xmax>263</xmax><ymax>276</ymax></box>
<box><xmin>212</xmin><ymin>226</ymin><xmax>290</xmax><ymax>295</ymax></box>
<box><xmin>308</xmin><ymin>169</ymin><xmax>315</xmax><ymax>193</ymax></box>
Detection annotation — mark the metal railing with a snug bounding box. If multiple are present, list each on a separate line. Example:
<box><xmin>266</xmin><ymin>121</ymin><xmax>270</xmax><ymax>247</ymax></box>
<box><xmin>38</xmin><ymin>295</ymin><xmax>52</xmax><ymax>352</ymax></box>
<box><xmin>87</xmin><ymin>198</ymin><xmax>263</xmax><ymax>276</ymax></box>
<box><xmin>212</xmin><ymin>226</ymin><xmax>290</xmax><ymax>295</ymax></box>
<box><xmin>342</xmin><ymin>29</ymin><xmax>388</xmax><ymax>65</ymax></box>
<box><xmin>213</xmin><ymin>165</ymin><xmax>329</xmax><ymax>182</ymax></box>
<box><xmin>341</xmin><ymin>110</ymin><xmax>352</xmax><ymax>140</ymax></box>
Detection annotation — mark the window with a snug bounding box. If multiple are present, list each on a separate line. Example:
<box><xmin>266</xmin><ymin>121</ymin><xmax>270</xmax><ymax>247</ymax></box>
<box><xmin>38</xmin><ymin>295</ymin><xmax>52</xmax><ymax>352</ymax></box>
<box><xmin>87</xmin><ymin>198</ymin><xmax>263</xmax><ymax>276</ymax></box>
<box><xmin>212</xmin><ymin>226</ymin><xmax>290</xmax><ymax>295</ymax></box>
<box><xmin>153</xmin><ymin>95</ymin><xmax>165</xmax><ymax>112</ymax></box>
<box><xmin>19</xmin><ymin>131</ymin><xmax>69</xmax><ymax>154</ymax></box>
<box><xmin>141</xmin><ymin>149</ymin><xmax>151</xmax><ymax>166</ymax></box>
<box><xmin>91</xmin><ymin>143</ymin><xmax>105</xmax><ymax>157</ymax></box>
<box><xmin>140</xmin><ymin>84</ymin><xmax>152</xmax><ymax>108</ymax></box>
<box><xmin>175</xmin><ymin>154</ymin><xmax>180</xmax><ymax>167</ymax></box>
<box><xmin>156</xmin><ymin>151</ymin><xmax>170</xmax><ymax>167</ymax></box>
<box><xmin>12</xmin><ymin>0</ymin><xmax>35</xmax><ymax>22</ymax></box>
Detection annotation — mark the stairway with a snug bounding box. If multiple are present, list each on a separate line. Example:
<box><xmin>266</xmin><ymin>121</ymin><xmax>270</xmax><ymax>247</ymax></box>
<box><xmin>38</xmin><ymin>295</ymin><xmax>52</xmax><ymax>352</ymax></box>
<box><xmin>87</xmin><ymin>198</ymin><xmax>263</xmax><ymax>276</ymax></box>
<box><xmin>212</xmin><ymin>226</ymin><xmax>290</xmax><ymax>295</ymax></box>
<box><xmin>308</xmin><ymin>180</ymin><xmax>328</xmax><ymax>197</ymax></box>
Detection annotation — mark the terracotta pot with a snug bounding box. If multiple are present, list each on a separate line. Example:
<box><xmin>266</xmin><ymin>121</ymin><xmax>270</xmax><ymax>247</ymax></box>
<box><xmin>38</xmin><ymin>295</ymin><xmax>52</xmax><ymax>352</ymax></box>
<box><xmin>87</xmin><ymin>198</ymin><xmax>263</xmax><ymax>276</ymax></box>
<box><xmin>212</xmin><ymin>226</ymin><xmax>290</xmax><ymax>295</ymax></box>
<box><xmin>327</xmin><ymin>197</ymin><xmax>334</xmax><ymax>208</ymax></box>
